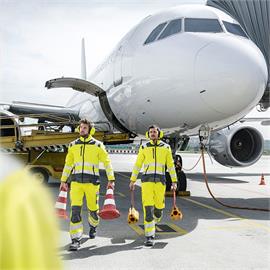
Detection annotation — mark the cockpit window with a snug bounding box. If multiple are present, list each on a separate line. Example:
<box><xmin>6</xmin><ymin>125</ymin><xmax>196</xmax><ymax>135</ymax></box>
<box><xmin>185</xmin><ymin>18</ymin><xmax>223</xmax><ymax>33</ymax></box>
<box><xmin>158</xmin><ymin>19</ymin><xmax>182</xmax><ymax>40</ymax></box>
<box><xmin>144</xmin><ymin>22</ymin><xmax>167</xmax><ymax>45</ymax></box>
<box><xmin>223</xmin><ymin>21</ymin><xmax>248</xmax><ymax>38</ymax></box>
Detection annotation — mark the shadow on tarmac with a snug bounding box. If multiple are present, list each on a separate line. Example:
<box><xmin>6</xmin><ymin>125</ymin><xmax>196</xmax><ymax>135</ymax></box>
<box><xmin>47</xmin><ymin>170</ymin><xmax>269</xmax><ymax>257</ymax></box>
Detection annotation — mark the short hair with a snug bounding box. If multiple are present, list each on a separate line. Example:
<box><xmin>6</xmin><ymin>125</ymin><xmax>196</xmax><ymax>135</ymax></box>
<box><xmin>79</xmin><ymin>119</ymin><xmax>92</xmax><ymax>129</ymax></box>
<box><xmin>148</xmin><ymin>125</ymin><xmax>160</xmax><ymax>131</ymax></box>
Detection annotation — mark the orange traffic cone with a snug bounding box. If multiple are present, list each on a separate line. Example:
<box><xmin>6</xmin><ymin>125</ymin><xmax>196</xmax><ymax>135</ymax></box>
<box><xmin>55</xmin><ymin>185</ymin><xmax>68</xmax><ymax>219</ymax></box>
<box><xmin>99</xmin><ymin>183</ymin><xmax>120</xmax><ymax>220</ymax></box>
<box><xmin>259</xmin><ymin>174</ymin><xmax>266</xmax><ymax>185</ymax></box>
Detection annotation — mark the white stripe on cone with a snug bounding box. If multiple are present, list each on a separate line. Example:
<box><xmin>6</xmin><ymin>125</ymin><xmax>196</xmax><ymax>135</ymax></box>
<box><xmin>55</xmin><ymin>202</ymin><xmax>66</xmax><ymax>209</ymax></box>
<box><xmin>59</xmin><ymin>191</ymin><xmax>67</xmax><ymax>198</ymax></box>
<box><xmin>106</xmin><ymin>189</ymin><xmax>114</xmax><ymax>195</ymax></box>
<box><xmin>104</xmin><ymin>199</ymin><xmax>115</xmax><ymax>205</ymax></box>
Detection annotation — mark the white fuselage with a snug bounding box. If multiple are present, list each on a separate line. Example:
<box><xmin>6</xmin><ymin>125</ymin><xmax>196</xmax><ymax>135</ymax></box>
<box><xmin>67</xmin><ymin>5</ymin><xmax>268</xmax><ymax>136</ymax></box>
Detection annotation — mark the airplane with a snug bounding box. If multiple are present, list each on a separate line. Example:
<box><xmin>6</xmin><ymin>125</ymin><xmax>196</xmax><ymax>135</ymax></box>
<box><xmin>0</xmin><ymin>4</ymin><xmax>268</xmax><ymax>170</ymax></box>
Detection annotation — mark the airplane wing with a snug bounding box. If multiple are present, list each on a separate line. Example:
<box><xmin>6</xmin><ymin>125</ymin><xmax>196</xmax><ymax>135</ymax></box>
<box><xmin>0</xmin><ymin>101</ymin><xmax>80</xmax><ymax>122</ymax></box>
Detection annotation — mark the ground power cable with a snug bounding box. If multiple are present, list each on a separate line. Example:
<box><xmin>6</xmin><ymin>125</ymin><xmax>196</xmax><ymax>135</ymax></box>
<box><xmin>182</xmin><ymin>155</ymin><xmax>201</xmax><ymax>171</ymax></box>
<box><xmin>200</xmin><ymin>144</ymin><xmax>270</xmax><ymax>212</ymax></box>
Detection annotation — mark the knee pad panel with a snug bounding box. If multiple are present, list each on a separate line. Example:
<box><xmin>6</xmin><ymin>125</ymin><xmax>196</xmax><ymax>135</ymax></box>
<box><xmin>154</xmin><ymin>208</ymin><xmax>163</xmax><ymax>218</ymax></box>
<box><xmin>71</xmin><ymin>206</ymin><xmax>82</xmax><ymax>223</ymax></box>
<box><xmin>145</xmin><ymin>206</ymin><xmax>154</xmax><ymax>222</ymax></box>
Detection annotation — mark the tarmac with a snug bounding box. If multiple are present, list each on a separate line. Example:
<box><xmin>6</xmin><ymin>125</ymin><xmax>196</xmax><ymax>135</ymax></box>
<box><xmin>48</xmin><ymin>153</ymin><xmax>270</xmax><ymax>270</ymax></box>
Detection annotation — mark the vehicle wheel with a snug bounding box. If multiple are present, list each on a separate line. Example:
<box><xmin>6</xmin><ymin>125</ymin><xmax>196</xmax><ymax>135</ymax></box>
<box><xmin>30</xmin><ymin>168</ymin><xmax>49</xmax><ymax>184</ymax></box>
<box><xmin>177</xmin><ymin>171</ymin><xmax>187</xmax><ymax>191</ymax></box>
<box><xmin>175</xmin><ymin>154</ymin><xmax>182</xmax><ymax>168</ymax></box>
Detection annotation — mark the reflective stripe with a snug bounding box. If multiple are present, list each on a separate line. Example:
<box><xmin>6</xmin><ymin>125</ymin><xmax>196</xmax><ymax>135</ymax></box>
<box><xmin>74</xmin><ymin>162</ymin><xmax>98</xmax><ymax>168</ymax></box>
<box><xmin>133</xmin><ymin>166</ymin><xmax>140</xmax><ymax>172</ymax></box>
<box><xmin>145</xmin><ymin>163</ymin><xmax>165</xmax><ymax>168</ymax></box>
<box><xmin>131</xmin><ymin>172</ymin><xmax>138</xmax><ymax>179</ymax></box>
<box><xmin>105</xmin><ymin>164</ymin><xmax>112</xmax><ymax>170</ymax></box>
<box><xmin>88</xmin><ymin>215</ymin><xmax>99</xmax><ymax>227</ymax></box>
<box><xmin>63</xmin><ymin>165</ymin><xmax>73</xmax><ymax>170</ymax></box>
<box><xmin>167</xmin><ymin>167</ymin><xmax>175</xmax><ymax>172</ymax></box>
<box><xmin>73</xmin><ymin>169</ymin><xmax>99</xmax><ymax>176</ymax></box>
<box><xmin>71</xmin><ymin>231</ymin><xmax>83</xmax><ymax>240</ymax></box>
<box><xmin>62</xmin><ymin>172</ymin><xmax>70</xmax><ymax>177</ymax></box>
<box><xmin>104</xmin><ymin>199</ymin><xmax>115</xmax><ymax>205</ymax></box>
<box><xmin>70</xmin><ymin>223</ymin><xmax>83</xmax><ymax>230</ymax></box>
<box><xmin>144</xmin><ymin>221</ymin><xmax>155</xmax><ymax>237</ymax></box>
<box><xmin>144</xmin><ymin>170</ymin><xmax>164</xmax><ymax>175</ymax></box>
<box><xmin>144</xmin><ymin>222</ymin><xmax>155</xmax><ymax>229</ymax></box>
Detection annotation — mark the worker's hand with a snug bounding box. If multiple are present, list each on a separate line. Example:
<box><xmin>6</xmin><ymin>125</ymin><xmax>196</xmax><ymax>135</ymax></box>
<box><xmin>107</xmin><ymin>181</ymin><xmax>115</xmax><ymax>189</ymax></box>
<box><xmin>171</xmin><ymin>182</ymin><xmax>177</xmax><ymax>191</ymax></box>
<box><xmin>60</xmin><ymin>181</ymin><xmax>68</xmax><ymax>191</ymax></box>
<box><xmin>129</xmin><ymin>181</ymin><xmax>135</xmax><ymax>191</ymax></box>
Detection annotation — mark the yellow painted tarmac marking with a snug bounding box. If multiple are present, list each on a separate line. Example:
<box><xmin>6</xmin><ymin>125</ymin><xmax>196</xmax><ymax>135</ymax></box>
<box><xmin>116</xmin><ymin>192</ymin><xmax>126</xmax><ymax>198</ymax></box>
<box><xmin>115</xmin><ymin>171</ymin><xmax>130</xmax><ymax>180</ymax></box>
<box><xmin>183</xmin><ymin>197</ymin><xmax>270</xmax><ymax>232</ymax></box>
<box><xmin>129</xmin><ymin>223</ymin><xmax>188</xmax><ymax>236</ymax></box>
<box><xmin>168</xmin><ymin>223</ymin><xmax>188</xmax><ymax>234</ymax></box>
<box><xmin>128</xmin><ymin>224</ymin><xmax>144</xmax><ymax>235</ymax></box>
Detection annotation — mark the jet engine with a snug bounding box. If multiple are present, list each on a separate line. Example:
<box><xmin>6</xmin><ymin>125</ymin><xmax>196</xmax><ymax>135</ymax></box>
<box><xmin>208</xmin><ymin>126</ymin><xmax>264</xmax><ymax>167</ymax></box>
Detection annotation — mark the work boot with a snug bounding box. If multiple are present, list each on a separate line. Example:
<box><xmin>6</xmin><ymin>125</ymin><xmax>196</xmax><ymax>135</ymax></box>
<box><xmin>144</xmin><ymin>236</ymin><xmax>154</xmax><ymax>247</ymax></box>
<box><xmin>89</xmin><ymin>225</ymin><xmax>97</xmax><ymax>239</ymax></box>
<box><xmin>69</xmin><ymin>239</ymin><xmax>80</xmax><ymax>251</ymax></box>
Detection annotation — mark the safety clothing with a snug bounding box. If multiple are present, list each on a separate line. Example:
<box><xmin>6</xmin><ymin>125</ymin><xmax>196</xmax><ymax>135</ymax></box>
<box><xmin>130</xmin><ymin>140</ymin><xmax>177</xmax><ymax>184</ymax></box>
<box><xmin>0</xmin><ymin>169</ymin><xmax>61</xmax><ymax>269</ymax></box>
<box><xmin>130</xmin><ymin>139</ymin><xmax>177</xmax><ymax>238</ymax></box>
<box><xmin>61</xmin><ymin>134</ymin><xmax>115</xmax><ymax>184</ymax></box>
<box><xmin>60</xmin><ymin>134</ymin><xmax>115</xmax><ymax>241</ymax></box>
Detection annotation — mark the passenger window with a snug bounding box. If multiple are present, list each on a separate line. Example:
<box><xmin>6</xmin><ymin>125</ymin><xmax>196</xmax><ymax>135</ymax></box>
<box><xmin>223</xmin><ymin>21</ymin><xmax>248</xmax><ymax>38</ymax></box>
<box><xmin>158</xmin><ymin>19</ymin><xmax>182</xmax><ymax>40</ymax></box>
<box><xmin>144</xmin><ymin>22</ymin><xmax>167</xmax><ymax>45</ymax></box>
<box><xmin>185</xmin><ymin>18</ymin><xmax>223</xmax><ymax>33</ymax></box>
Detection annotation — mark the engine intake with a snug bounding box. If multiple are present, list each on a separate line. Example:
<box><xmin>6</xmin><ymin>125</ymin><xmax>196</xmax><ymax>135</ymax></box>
<box><xmin>209</xmin><ymin>126</ymin><xmax>264</xmax><ymax>167</ymax></box>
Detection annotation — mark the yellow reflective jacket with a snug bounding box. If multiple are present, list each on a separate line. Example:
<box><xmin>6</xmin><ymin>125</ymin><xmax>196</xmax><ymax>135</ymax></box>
<box><xmin>130</xmin><ymin>140</ymin><xmax>177</xmax><ymax>184</ymax></box>
<box><xmin>61</xmin><ymin>134</ymin><xmax>114</xmax><ymax>184</ymax></box>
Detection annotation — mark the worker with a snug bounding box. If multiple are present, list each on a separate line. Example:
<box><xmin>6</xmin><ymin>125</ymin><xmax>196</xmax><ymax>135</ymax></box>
<box><xmin>129</xmin><ymin>125</ymin><xmax>177</xmax><ymax>246</ymax></box>
<box><xmin>60</xmin><ymin>119</ymin><xmax>115</xmax><ymax>251</ymax></box>
<box><xmin>0</xmin><ymin>154</ymin><xmax>61</xmax><ymax>269</ymax></box>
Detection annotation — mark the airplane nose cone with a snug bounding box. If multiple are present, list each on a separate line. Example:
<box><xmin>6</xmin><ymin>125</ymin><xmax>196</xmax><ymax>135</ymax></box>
<box><xmin>194</xmin><ymin>38</ymin><xmax>268</xmax><ymax>115</ymax></box>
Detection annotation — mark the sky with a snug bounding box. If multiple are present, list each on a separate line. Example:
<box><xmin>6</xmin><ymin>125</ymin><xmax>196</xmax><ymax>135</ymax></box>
<box><xmin>0</xmin><ymin>0</ymin><xmax>205</xmax><ymax>104</ymax></box>
<box><xmin>0</xmin><ymin>0</ymin><xmax>269</xmax><ymax>138</ymax></box>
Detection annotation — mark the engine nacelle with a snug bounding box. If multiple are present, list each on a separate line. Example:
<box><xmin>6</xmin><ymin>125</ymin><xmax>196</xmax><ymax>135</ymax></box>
<box><xmin>208</xmin><ymin>126</ymin><xmax>264</xmax><ymax>167</ymax></box>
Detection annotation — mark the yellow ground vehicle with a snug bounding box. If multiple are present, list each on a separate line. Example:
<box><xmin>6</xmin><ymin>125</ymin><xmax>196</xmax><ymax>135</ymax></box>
<box><xmin>0</xmin><ymin>113</ymin><xmax>132</xmax><ymax>183</ymax></box>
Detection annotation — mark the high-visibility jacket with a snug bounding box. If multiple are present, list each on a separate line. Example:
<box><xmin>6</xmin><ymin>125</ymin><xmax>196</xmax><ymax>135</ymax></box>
<box><xmin>130</xmin><ymin>140</ymin><xmax>177</xmax><ymax>184</ymax></box>
<box><xmin>61</xmin><ymin>135</ymin><xmax>114</xmax><ymax>184</ymax></box>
